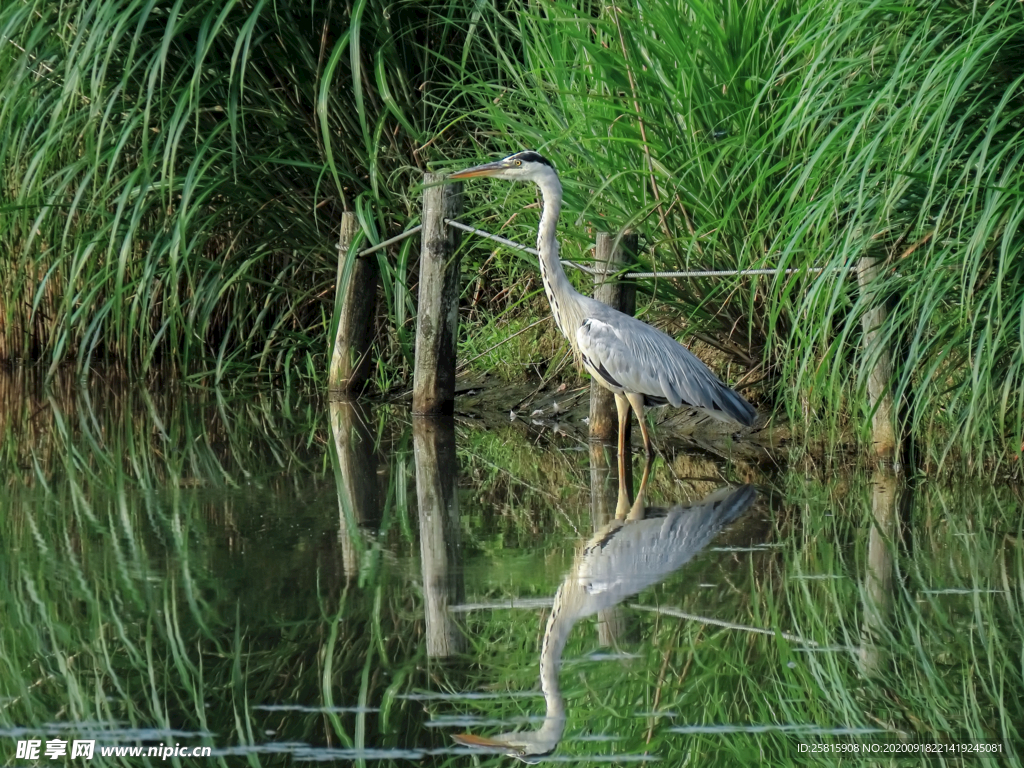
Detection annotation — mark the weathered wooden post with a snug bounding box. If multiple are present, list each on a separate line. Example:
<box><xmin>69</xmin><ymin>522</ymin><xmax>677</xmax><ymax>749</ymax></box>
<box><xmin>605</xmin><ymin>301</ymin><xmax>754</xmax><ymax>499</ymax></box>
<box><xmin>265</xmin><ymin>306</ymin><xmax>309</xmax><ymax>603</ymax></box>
<box><xmin>413</xmin><ymin>174</ymin><xmax>463</xmax><ymax>414</ymax></box>
<box><xmin>857</xmin><ymin>254</ymin><xmax>899</xmax><ymax>461</ymax></box>
<box><xmin>329</xmin><ymin>212</ymin><xmax>377</xmax><ymax>392</ymax></box>
<box><xmin>589</xmin><ymin>232</ymin><xmax>638</xmax><ymax>442</ymax></box>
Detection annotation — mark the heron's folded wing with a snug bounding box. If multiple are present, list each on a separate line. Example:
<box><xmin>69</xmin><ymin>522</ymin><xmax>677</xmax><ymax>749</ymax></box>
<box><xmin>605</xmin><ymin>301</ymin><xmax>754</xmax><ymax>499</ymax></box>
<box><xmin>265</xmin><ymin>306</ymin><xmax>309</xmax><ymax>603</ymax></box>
<box><xmin>577</xmin><ymin>314</ymin><xmax>756</xmax><ymax>424</ymax></box>
<box><xmin>575</xmin><ymin>316</ymin><xmax>707</xmax><ymax>408</ymax></box>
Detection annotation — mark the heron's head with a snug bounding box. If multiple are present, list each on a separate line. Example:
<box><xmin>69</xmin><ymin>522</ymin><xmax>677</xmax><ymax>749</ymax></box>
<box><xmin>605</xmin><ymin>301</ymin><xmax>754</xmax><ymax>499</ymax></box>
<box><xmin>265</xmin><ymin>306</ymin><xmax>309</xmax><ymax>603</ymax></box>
<box><xmin>452</xmin><ymin>732</ymin><xmax>556</xmax><ymax>764</ymax></box>
<box><xmin>449</xmin><ymin>151</ymin><xmax>558</xmax><ymax>185</ymax></box>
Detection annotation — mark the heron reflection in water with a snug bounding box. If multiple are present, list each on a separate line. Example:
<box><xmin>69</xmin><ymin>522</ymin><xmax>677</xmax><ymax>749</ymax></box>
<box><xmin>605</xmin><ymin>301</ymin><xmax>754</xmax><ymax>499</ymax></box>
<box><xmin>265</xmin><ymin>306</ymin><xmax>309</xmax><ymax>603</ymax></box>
<box><xmin>452</xmin><ymin>481</ymin><xmax>757</xmax><ymax>762</ymax></box>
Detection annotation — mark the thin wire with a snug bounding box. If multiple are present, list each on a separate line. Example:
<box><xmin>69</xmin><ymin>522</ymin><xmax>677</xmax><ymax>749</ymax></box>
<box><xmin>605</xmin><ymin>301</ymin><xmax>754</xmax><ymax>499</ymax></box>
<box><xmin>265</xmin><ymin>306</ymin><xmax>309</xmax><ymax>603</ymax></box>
<box><xmin>444</xmin><ymin>219</ymin><xmax>856</xmax><ymax>278</ymax></box>
<box><xmin>629</xmin><ymin>266</ymin><xmax>855</xmax><ymax>278</ymax></box>
<box><xmin>445</xmin><ymin>219</ymin><xmax>540</xmax><ymax>256</ymax></box>
<box><xmin>630</xmin><ymin>604</ymin><xmax>819</xmax><ymax>646</ymax></box>
<box><xmin>338</xmin><ymin>224</ymin><xmax>423</xmax><ymax>257</ymax></box>
<box><xmin>346</xmin><ymin>219</ymin><xmax>856</xmax><ymax>277</ymax></box>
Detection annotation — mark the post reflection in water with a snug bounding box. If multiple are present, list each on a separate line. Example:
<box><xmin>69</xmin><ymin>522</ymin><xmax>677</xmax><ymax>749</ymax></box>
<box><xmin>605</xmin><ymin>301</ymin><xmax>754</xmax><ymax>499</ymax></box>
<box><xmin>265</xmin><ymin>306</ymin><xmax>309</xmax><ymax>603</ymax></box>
<box><xmin>413</xmin><ymin>416</ymin><xmax>466</xmax><ymax>658</ymax></box>
<box><xmin>453</xmin><ymin>459</ymin><xmax>756</xmax><ymax>763</ymax></box>
<box><xmin>329</xmin><ymin>398</ymin><xmax>380</xmax><ymax>580</ymax></box>
<box><xmin>859</xmin><ymin>470</ymin><xmax>905</xmax><ymax>677</ymax></box>
<box><xmin>589</xmin><ymin>443</ymin><xmax>630</xmax><ymax>648</ymax></box>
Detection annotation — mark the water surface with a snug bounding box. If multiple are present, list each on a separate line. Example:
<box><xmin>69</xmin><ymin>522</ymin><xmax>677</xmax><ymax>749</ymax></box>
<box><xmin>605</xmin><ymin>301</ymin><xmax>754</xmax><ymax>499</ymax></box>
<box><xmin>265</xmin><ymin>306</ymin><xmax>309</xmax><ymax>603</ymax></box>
<box><xmin>0</xmin><ymin>374</ymin><xmax>1020</xmax><ymax>765</ymax></box>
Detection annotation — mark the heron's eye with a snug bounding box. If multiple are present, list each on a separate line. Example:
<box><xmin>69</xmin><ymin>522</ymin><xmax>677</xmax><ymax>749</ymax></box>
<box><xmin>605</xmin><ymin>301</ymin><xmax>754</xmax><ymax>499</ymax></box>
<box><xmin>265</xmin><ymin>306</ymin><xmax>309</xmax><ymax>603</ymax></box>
<box><xmin>514</xmin><ymin>160</ymin><xmax>522</xmax><ymax>166</ymax></box>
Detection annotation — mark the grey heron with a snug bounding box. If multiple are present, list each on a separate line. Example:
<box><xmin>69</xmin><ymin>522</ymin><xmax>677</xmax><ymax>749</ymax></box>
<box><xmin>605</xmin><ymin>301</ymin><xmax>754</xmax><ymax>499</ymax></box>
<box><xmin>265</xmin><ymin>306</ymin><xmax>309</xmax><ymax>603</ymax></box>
<box><xmin>452</xmin><ymin>482</ymin><xmax>757</xmax><ymax>762</ymax></box>
<box><xmin>449</xmin><ymin>152</ymin><xmax>757</xmax><ymax>478</ymax></box>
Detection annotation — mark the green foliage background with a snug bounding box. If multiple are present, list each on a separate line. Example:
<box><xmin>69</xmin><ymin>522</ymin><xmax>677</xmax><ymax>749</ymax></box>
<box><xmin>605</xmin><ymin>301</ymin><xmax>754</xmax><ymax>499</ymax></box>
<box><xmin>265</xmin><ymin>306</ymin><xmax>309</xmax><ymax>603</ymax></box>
<box><xmin>2</xmin><ymin>0</ymin><xmax>1023</xmax><ymax>466</ymax></box>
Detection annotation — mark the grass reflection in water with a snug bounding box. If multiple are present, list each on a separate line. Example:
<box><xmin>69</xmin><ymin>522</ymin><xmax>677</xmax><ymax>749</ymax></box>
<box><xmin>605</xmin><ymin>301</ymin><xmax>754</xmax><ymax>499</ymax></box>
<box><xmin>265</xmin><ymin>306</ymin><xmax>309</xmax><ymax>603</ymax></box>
<box><xmin>0</xmin><ymin>373</ymin><xmax>1019</xmax><ymax>765</ymax></box>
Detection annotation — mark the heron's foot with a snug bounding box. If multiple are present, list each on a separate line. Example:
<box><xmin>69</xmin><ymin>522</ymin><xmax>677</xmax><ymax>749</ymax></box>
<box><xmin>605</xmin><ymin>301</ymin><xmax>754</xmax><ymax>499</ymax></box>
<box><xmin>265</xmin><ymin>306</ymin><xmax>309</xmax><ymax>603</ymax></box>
<box><xmin>642</xmin><ymin>437</ymin><xmax>660</xmax><ymax>461</ymax></box>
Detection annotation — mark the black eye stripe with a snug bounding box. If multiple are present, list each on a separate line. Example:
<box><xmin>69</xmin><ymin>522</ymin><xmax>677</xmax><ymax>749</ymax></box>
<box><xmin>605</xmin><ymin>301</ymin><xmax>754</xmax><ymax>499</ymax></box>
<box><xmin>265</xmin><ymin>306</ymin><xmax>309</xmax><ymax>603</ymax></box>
<box><xmin>504</xmin><ymin>151</ymin><xmax>555</xmax><ymax>169</ymax></box>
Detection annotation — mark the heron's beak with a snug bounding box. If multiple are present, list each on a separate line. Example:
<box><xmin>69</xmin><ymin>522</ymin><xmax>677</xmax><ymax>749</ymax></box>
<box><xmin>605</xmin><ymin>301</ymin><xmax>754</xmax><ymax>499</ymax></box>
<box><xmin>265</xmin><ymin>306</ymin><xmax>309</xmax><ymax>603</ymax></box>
<box><xmin>448</xmin><ymin>160</ymin><xmax>507</xmax><ymax>179</ymax></box>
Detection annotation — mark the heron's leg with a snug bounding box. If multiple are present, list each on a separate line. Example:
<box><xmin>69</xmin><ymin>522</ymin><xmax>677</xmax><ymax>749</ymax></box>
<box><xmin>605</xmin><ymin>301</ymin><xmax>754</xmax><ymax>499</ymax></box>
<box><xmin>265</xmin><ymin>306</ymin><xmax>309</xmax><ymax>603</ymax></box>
<box><xmin>625</xmin><ymin>392</ymin><xmax>655</xmax><ymax>457</ymax></box>
<box><xmin>613</xmin><ymin>392</ymin><xmax>632</xmax><ymax>482</ymax></box>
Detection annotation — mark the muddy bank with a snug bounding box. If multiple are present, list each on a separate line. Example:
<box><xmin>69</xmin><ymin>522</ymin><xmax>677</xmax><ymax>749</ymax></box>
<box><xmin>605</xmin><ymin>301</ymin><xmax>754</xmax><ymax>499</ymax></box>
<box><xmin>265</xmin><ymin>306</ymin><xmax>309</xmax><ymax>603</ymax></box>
<box><xmin>448</xmin><ymin>372</ymin><xmax>792</xmax><ymax>468</ymax></box>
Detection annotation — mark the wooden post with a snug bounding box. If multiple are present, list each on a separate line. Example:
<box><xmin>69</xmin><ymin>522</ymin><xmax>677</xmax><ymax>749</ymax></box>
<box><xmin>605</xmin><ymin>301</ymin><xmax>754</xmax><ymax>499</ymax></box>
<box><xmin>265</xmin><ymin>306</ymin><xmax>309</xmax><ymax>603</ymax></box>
<box><xmin>413</xmin><ymin>175</ymin><xmax>463</xmax><ymax>415</ymax></box>
<box><xmin>857</xmin><ymin>255</ymin><xmax>899</xmax><ymax>461</ymax></box>
<box><xmin>589</xmin><ymin>232</ymin><xmax>638</xmax><ymax>442</ymax></box>
<box><xmin>330</xmin><ymin>213</ymin><xmax>378</xmax><ymax>392</ymax></box>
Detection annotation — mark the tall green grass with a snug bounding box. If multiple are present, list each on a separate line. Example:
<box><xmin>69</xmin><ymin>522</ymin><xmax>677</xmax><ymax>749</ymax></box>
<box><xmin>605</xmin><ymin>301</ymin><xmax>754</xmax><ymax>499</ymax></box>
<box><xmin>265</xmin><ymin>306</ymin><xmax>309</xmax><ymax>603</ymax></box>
<box><xmin>2</xmin><ymin>0</ymin><xmax>1023</xmax><ymax>468</ymax></box>
<box><xmin>0</xmin><ymin>0</ymin><xmax>458</xmax><ymax>383</ymax></box>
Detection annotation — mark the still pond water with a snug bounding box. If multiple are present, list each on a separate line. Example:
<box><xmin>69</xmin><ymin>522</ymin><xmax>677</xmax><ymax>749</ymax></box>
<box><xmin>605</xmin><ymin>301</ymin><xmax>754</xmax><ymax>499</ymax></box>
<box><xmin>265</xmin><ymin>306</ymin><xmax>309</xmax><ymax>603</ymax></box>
<box><xmin>1</xmin><ymin>378</ymin><xmax>1021</xmax><ymax>766</ymax></box>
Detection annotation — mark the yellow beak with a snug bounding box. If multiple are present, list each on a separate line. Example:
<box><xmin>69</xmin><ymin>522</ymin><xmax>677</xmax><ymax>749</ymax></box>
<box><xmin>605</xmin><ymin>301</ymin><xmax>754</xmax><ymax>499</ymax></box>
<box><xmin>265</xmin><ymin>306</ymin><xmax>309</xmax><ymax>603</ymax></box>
<box><xmin>448</xmin><ymin>160</ymin><xmax>507</xmax><ymax>179</ymax></box>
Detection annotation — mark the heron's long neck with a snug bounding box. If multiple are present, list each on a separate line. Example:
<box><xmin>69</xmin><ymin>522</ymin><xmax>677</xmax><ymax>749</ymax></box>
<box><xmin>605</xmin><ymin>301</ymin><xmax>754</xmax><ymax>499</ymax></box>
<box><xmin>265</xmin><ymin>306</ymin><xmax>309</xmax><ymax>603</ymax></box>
<box><xmin>535</xmin><ymin>174</ymin><xmax>585</xmax><ymax>343</ymax></box>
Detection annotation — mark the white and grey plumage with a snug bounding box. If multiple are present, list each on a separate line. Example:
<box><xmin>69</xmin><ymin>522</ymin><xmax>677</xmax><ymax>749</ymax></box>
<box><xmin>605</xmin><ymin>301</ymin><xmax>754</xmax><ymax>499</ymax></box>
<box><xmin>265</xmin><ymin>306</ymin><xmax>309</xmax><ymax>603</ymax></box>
<box><xmin>449</xmin><ymin>151</ymin><xmax>756</xmax><ymax>472</ymax></box>
<box><xmin>452</xmin><ymin>483</ymin><xmax>757</xmax><ymax>762</ymax></box>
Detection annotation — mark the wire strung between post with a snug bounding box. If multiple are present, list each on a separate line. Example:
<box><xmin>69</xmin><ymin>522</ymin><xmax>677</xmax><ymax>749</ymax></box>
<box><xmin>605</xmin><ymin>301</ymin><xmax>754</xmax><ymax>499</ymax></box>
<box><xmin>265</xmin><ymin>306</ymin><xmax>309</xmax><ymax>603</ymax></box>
<box><xmin>338</xmin><ymin>224</ymin><xmax>423</xmax><ymax>258</ymax></box>
<box><xmin>444</xmin><ymin>219</ymin><xmax>856</xmax><ymax>278</ymax></box>
<box><xmin>445</xmin><ymin>219</ymin><xmax>540</xmax><ymax>256</ymax></box>
<box><xmin>630</xmin><ymin>604</ymin><xmax>819</xmax><ymax>646</ymax></box>
<box><xmin>629</xmin><ymin>266</ymin><xmax>852</xmax><ymax>278</ymax></box>
<box><xmin>347</xmin><ymin>218</ymin><xmax>855</xmax><ymax>277</ymax></box>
